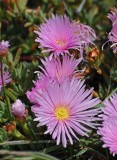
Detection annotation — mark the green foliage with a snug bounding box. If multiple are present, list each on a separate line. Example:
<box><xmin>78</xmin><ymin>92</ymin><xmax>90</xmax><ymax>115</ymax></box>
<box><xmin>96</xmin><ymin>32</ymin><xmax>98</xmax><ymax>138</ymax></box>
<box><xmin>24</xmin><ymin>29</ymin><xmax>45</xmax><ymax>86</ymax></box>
<box><xmin>0</xmin><ymin>128</ymin><xmax>8</xmax><ymax>142</ymax></box>
<box><xmin>0</xmin><ymin>150</ymin><xmax>59</xmax><ymax>160</ymax></box>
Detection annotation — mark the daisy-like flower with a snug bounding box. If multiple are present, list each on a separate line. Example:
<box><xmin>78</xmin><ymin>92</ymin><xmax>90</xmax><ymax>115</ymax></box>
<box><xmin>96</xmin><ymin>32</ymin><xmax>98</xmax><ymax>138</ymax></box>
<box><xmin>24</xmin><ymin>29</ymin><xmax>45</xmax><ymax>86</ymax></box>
<box><xmin>0</xmin><ymin>40</ymin><xmax>10</xmax><ymax>56</ymax></box>
<box><xmin>39</xmin><ymin>55</ymin><xmax>82</xmax><ymax>83</ymax></box>
<box><xmin>101</xmin><ymin>93</ymin><xmax>117</xmax><ymax>121</ymax></box>
<box><xmin>108</xmin><ymin>23</ymin><xmax>117</xmax><ymax>53</ymax></box>
<box><xmin>98</xmin><ymin>116</ymin><xmax>117</xmax><ymax>156</ymax></box>
<box><xmin>98</xmin><ymin>93</ymin><xmax>117</xmax><ymax>155</ymax></box>
<box><xmin>12</xmin><ymin>99</ymin><xmax>26</xmax><ymax>119</ymax></box>
<box><xmin>27</xmin><ymin>55</ymin><xmax>81</xmax><ymax>104</ymax></box>
<box><xmin>32</xmin><ymin>78</ymin><xmax>101</xmax><ymax>147</ymax></box>
<box><xmin>107</xmin><ymin>8</ymin><xmax>117</xmax><ymax>53</ymax></box>
<box><xmin>108</xmin><ymin>8</ymin><xmax>117</xmax><ymax>24</ymax></box>
<box><xmin>73</xmin><ymin>21</ymin><xmax>96</xmax><ymax>50</ymax></box>
<box><xmin>34</xmin><ymin>15</ymin><xmax>80</xmax><ymax>59</ymax></box>
<box><xmin>0</xmin><ymin>65</ymin><xmax>11</xmax><ymax>91</ymax></box>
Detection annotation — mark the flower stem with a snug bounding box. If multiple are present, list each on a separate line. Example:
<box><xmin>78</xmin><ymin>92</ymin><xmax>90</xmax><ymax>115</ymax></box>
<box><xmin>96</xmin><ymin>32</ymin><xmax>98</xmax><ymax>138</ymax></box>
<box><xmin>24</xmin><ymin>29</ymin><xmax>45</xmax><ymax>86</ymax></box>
<box><xmin>0</xmin><ymin>60</ymin><xmax>12</xmax><ymax>119</ymax></box>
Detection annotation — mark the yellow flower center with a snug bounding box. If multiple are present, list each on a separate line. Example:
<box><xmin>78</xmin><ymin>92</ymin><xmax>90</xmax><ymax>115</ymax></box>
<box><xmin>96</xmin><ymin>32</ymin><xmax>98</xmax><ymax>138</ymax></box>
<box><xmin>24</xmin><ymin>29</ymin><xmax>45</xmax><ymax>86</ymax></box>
<box><xmin>55</xmin><ymin>106</ymin><xmax>69</xmax><ymax>120</ymax></box>
<box><xmin>56</xmin><ymin>40</ymin><xmax>66</xmax><ymax>47</ymax></box>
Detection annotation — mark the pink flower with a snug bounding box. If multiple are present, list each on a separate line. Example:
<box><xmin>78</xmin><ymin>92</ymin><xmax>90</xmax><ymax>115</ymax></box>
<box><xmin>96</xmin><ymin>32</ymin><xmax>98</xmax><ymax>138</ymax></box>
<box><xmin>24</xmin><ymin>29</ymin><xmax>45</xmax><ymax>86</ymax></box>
<box><xmin>108</xmin><ymin>8</ymin><xmax>117</xmax><ymax>53</ymax></box>
<box><xmin>0</xmin><ymin>40</ymin><xmax>10</xmax><ymax>56</ymax></box>
<box><xmin>74</xmin><ymin>22</ymin><xmax>96</xmax><ymax>48</ymax></box>
<box><xmin>32</xmin><ymin>78</ymin><xmax>101</xmax><ymax>147</ymax></box>
<box><xmin>26</xmin><ymin>87</ymin><xmax>39</xmax><ymax>103</ymax></box>
<box><xmin>0</xmin><ymin>65</ymin><xmax>11</xmax><ymax>91</ymax></box>
<box><xmin>31</xmin><ymin>104</ymin><xmax>40</xmax><ymax>113</ymax></box>
<box><xmin>101</xmin><ymin>93</ymin><xmax>117</xmax><ymax>121</ymax></box>
<box><xmin>26</xmin><ymin>77</ymin><xmax>51</xmax><ymax>103</ymax></box>
<box><xmin>39</xmin><ymin>55</ymin><xmax>82</xmax><ymax>83</ymax></box>
<box><xmin>12</xmin><ymin>99</ymin><xmax>26</xmax><ymax>118</ymax></box>
<box><xmin>26</xmin><ymin>55</ymin><xmax>81</xmax><ymax>104</ymax></box>
<box><xmin>34</xmin><ymin>15</ymin><xmax>80</xmax><ymax>59</ymax></box>
<box><xmin>98</xmin><ymin>93</ymin><xmax>117</xmax><ymax>155</ymax></box>
<box><xmin>108</xmin><ymin>23</ymin><xmax>117</xmax><ymax>53</ymax></box>
<box><xmin>108</xmin><ymin>8</ymin><xmax>117</xmax><ymax>24</ymax></box>
<box><xmin>98</xmin><ymin>116</ymin><xmax>117</xmax><ymax>156</ymax></box>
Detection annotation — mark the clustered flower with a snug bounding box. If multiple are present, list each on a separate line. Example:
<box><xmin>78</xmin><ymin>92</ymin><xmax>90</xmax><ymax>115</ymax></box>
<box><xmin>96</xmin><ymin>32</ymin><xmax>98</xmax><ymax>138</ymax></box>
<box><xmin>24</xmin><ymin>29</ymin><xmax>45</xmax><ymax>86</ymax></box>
<box><xmin>28</xmin><ymin>63</ymin><xmax>101</xmax><ymax>147</ymax></box>
<box><xmin>108</xmin><ymin>8</ymin><xmax>117</xmax><ymax>53</ymax></box>
<box><xmin>26</xmin><ymin>54</ymin><xmax>82</xmax><ymax>104</ymax></box>
<box><xmin>27</xmin><ymin>14</ymin><xmax>101</xmax><ymax>148</ymax></box>
<box><xmin>2</xmin><ymin>12</ymin><xmax>116</xmax><ymax>156</ymax></box>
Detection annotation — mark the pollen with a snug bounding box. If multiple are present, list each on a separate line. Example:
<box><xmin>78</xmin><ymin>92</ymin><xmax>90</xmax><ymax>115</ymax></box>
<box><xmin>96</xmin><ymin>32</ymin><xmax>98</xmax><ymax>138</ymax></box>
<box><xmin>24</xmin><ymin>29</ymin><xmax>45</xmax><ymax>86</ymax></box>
<box><xmin>56</xmin><ymin>40</ymin><xmax>66</xmax><ymax>47</ymax></box>
<box><xmin>55</xmin><ymin>106</ymin><xmax>69</xmax><ymax>120</ymax></box>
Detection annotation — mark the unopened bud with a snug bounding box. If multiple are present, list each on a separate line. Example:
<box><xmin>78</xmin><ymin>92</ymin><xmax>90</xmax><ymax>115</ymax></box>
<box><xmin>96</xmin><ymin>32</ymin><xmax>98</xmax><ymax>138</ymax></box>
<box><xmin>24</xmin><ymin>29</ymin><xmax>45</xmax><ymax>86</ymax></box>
<box><xmin>3</xmin><ymin>121</ymin><xmax>16</xmax><ymax>134</ymax></box>
<box><xmin>12</xmin><ymin>99</ymin><xmax>26</xmax><ymax>119</ymax></box>
<box><xmin>0</xmin><ymin>40</ymin><xmax>10</xmax><ymax>56</ymax></box>
<box><xmin>88</xmin><ymin>47</ymin><xmax>99</xmax><ymax>61</ymax></box>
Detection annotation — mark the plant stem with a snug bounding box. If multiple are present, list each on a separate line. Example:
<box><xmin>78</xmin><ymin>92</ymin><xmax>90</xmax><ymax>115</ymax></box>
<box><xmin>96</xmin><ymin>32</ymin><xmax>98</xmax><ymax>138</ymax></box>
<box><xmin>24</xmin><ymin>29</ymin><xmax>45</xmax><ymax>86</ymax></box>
<box><xmin>0</xmin><ymin>60</ymin><xmax>12</xmax><ymax>119</ymax></box>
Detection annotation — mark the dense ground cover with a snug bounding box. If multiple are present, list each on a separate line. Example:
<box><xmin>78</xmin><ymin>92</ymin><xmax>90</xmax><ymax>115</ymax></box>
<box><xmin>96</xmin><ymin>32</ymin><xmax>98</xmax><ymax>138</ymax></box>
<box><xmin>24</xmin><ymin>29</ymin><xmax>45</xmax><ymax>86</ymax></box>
<box><xmin>0</xmin><ymin>0</ymin><xmax>117</xmax><ymax>159</ymax></box>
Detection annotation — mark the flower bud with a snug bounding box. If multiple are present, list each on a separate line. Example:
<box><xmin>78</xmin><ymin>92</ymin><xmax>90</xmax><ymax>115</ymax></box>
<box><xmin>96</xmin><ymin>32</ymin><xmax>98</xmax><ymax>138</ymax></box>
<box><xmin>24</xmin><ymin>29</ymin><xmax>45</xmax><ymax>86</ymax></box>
<box><xmin>12</xmin><ymin>99</ymin><xmax>26</xmax><ymax>119</ymax></box>
<box><xmin>0</xmin><ymin>40</ymin><xmax>10</xmax><ymax>56</ymax></box>
<box><xmin>3</xmin><ymin>121</ymin><xmax>16</xmax><ymax>134</ymax></box>
<box><xmin>3</xmin><ymin>121</ymin><xmax>26</xmax><ymax>139</ymax></box>
<box><xmin>88</xmin><ymin>47</ymin><xmax>99</xmax><ymax>61</ymax></box>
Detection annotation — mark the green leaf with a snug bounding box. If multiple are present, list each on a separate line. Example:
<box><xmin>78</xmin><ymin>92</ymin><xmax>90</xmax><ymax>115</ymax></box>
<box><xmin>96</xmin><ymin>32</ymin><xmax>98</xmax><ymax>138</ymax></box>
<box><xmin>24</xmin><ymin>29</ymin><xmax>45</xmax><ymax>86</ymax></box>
<box><xmin>13</xmin><ymin>48</ymin><xmax>22</xmax><ymax>67</ymax></box>
<box><xmin>24</xmin><ymin>22</ymin><xmax>32</xmax><ymax>28</ymax></box>
<box><xmin>0</xmin><ymin>151</ymin><xmax>59</xmax><ymax>160</ymax></box>
<box><xmin>0</xmin><ymin>140</ymin><xmax>55</xmax><ymax>146</ymax></box>
<box><xmin>0</xmin><ymin>128</ymin><xmax>8</xmax><ymax>142</ymax></box>
<box><xmin>76</xmin><ymin>148</ymin><xmax>89</xmax><ymax>157</ymax></box>
<box><xmin>5</xmin><ymin>89</ymin><xmax>17</xmax><ymax>101</ymax></box>
<box><xmin>40</xmin><ymin>146</ymin><xmax>61</xmax><ymax>154</ymax></box>
<box><xmin>7</xmin><ymin>11</ymin><xmax>16</xmax><ymax>18</ymax></box>
<box><xmin>16</xmin><ymin>0</ymin><xmax>28</xmax><ymax>12</ymax></box>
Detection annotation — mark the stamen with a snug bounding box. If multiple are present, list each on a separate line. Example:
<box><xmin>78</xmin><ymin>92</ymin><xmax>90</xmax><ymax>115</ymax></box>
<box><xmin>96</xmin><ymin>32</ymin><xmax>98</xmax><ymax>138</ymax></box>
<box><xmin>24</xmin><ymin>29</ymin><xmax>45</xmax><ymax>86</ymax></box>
<box><xmin>56</xmin><ymin>40</ymin><xmax>66</xmax><ymax>47</ymax></box>
<box><xmin>55</xmin><ymin>106</ymin><xmax>69</xmax><ymax>120</ymax></box>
